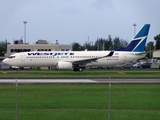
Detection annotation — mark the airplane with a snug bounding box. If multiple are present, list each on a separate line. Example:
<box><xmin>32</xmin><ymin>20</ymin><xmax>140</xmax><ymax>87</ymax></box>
<box><xmin>2</xmin><ymin>24</ymin><xmax>150</xmax><ymax>72</ymax></box>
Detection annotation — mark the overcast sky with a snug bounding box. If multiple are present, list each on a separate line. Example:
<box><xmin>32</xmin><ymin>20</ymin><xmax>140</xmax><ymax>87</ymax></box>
<box><xmin>0</xmin><ymin>0</ymin><xmax>160</xmax><ymax>45</ymax></box>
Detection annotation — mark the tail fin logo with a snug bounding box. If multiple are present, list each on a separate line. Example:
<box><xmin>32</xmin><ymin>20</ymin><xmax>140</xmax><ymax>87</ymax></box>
<box><xmin>116</xmin><ymin>24</ymin><xmax>150</xmax><ymax>52</ymax></box>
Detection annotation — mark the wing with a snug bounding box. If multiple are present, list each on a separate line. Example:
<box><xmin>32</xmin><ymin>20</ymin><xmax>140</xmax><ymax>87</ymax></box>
<box><xmin>71</xmin><ymin>51</ymin><xmax>114</xmax><ymax>65</ymax></box>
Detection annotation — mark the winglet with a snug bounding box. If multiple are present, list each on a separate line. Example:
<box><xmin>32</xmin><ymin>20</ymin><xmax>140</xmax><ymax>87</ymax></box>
<box><xmin>105</xmin><ymin>50</ymin><xmax>114</xmax><ymax>57</ymax></box>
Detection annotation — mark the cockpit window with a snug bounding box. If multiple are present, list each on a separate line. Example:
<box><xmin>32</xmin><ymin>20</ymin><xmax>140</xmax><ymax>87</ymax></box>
<box><xmin>8</xmin><ymin>56</ymin><xmax>15</xmax><ymax>59</ymax></box>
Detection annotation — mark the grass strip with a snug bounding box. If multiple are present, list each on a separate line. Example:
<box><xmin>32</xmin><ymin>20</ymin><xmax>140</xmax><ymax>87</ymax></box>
<box><xmin>0</xmin><ymin>84</ymin><xmax>159</xmax><ymax>120</ymax></box>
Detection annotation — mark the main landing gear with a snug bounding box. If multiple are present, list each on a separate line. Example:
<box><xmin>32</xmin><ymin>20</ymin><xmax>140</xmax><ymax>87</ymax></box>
<box><xmin>73</xmin><ymin>66</ymin><xmax>83</xmax><ymax>72</ymax></box>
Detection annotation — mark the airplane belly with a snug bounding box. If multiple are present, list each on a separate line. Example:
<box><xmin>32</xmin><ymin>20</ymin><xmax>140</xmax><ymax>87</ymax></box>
<box><xmin>92</xmin><ymin>57</ymin><xmax>123</xmax><ymax>66</ymax></box>
<box><xmin>25</xmin><ymin>58</ymin><xmax>56</xmax><ymax>67</ymax></box>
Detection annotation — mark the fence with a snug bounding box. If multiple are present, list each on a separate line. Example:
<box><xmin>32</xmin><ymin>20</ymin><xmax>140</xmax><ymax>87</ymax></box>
<box><xmin>0</xmin><ymin>82</ymin><xmax>160</xmax><ymax>120</ymax></box>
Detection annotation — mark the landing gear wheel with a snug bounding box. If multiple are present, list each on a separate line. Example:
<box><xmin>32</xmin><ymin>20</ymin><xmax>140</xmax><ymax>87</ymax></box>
<box><xmin>73</xmin><ymin>67</ymin><xmax>83</xmax><ymax>72</ymax></box>
<box><xmin>73</xmin><ymin>68</ymin><xmax>77</xmax><ymax>71</ymax></box>
<box><xmin>79</xmin><ymin>67</ymin><xmax>83</xmax><ymax>72</ymax></box>
<box><xmin>73</xmin><ymin>67</ymin><xmax>78</xmax><ymax>71</ymax></box>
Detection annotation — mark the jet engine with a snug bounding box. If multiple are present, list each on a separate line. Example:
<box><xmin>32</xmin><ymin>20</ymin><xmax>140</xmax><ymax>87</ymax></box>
<box><xmin>56</xmin><ymin>62</ymin><xmax>73</xmax><ymax>69</ymax></box>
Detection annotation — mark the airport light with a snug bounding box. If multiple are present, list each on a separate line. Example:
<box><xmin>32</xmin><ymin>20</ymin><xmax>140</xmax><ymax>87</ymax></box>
<box><xmin>23</xmin><ymin>21</ymin><xmax>27</xmax><ymax>44</ymax></box>
<box><xmin>133</xmin><ymin>23</ymin><xmax>137</xmax><ymax>36</ymax></box>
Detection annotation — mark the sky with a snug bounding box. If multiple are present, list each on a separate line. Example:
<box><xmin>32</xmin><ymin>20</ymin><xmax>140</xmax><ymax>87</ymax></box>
<box><xmin>0</xmin><ymin>0</ymin><xmax>160</xmax><ymax>45</ymax></box>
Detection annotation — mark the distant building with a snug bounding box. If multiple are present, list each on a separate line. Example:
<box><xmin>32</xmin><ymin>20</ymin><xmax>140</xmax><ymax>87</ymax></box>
<box><xmin>153</xmin><ymin>50</ymin><xmax>160</xmax><ymax>59</ymax></box>
<box><xmin>5</xmin><ymin>40</ymin><xmax>72</xmax><ymax>57</ymax></box>
<box><xmin>36</xmin><ymin>39</ymin><xmax>48</xmax><ymax>44</ymax></box>
<box><xmin>14</xmin><ymin>39</ymin><xmax>23</xmax><ymax>44</ymax></box>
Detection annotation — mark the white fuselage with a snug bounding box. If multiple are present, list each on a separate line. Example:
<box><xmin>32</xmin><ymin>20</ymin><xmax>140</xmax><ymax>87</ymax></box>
<box><xmin>3</xmin><ymin>51</ymin><xmax>146</xmax><ymax>67</ymax></box>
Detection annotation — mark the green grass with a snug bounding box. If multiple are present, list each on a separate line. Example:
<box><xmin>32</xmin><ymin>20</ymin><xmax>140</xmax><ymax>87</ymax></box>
<box><xmin>0</xmin><ymin>84</ymin><xmax>159</xmax><ymax>120</ymax></box>
<box><xmin>0</xmin><ymin>69</ymin><xmax>160</xmax><ymax>78</ymax></box>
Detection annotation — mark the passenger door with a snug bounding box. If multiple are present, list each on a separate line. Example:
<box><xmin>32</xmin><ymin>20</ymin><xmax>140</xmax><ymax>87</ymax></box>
<box><xmin>21</xmin><ymin>53</ymin><xmax>25</xmax><ymax>62</ymax></box>
<box><xmin>123</xmin><ymin>53</ymin><xmax>127</xmax><ymax>61</ymax></box>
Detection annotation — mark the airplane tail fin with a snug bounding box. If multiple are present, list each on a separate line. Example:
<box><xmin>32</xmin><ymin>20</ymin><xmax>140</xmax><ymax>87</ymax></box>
<box><xmin>116</xmin><ymin>24</ymin><xmax>150</xmax><ymax>52</ymax></box>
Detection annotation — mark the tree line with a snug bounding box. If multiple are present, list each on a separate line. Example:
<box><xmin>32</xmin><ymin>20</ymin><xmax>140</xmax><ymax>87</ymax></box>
<box><xmin>72</xmin><ymin>36</ymin><xmax>128</xmax><ymax>51</ymax></box>
<box><xmin>0</xmin><ymin>40</ymin><xmax>7</xmax><ymax>56</ymax></box>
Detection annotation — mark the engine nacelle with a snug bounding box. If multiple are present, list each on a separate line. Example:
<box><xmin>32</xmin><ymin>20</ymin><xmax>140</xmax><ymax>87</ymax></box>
<box><xmin>56</xmin><ymin>62</ymin><xmax>72</xmax><ymax>69</ymax></box>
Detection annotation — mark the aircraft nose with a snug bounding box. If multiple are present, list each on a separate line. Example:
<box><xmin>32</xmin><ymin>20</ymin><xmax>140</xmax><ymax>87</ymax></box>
<box><xmin>2</xmin><ymin>59</ymin><xmax>9</xmax><ymax>64</ymax></box>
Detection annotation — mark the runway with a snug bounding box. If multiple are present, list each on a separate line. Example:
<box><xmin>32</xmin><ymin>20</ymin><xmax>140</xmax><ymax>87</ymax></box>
<box><xmin>0</xmin><ymin>78</ymin><xmax>160</xmax><ymax>84</ymax></box>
